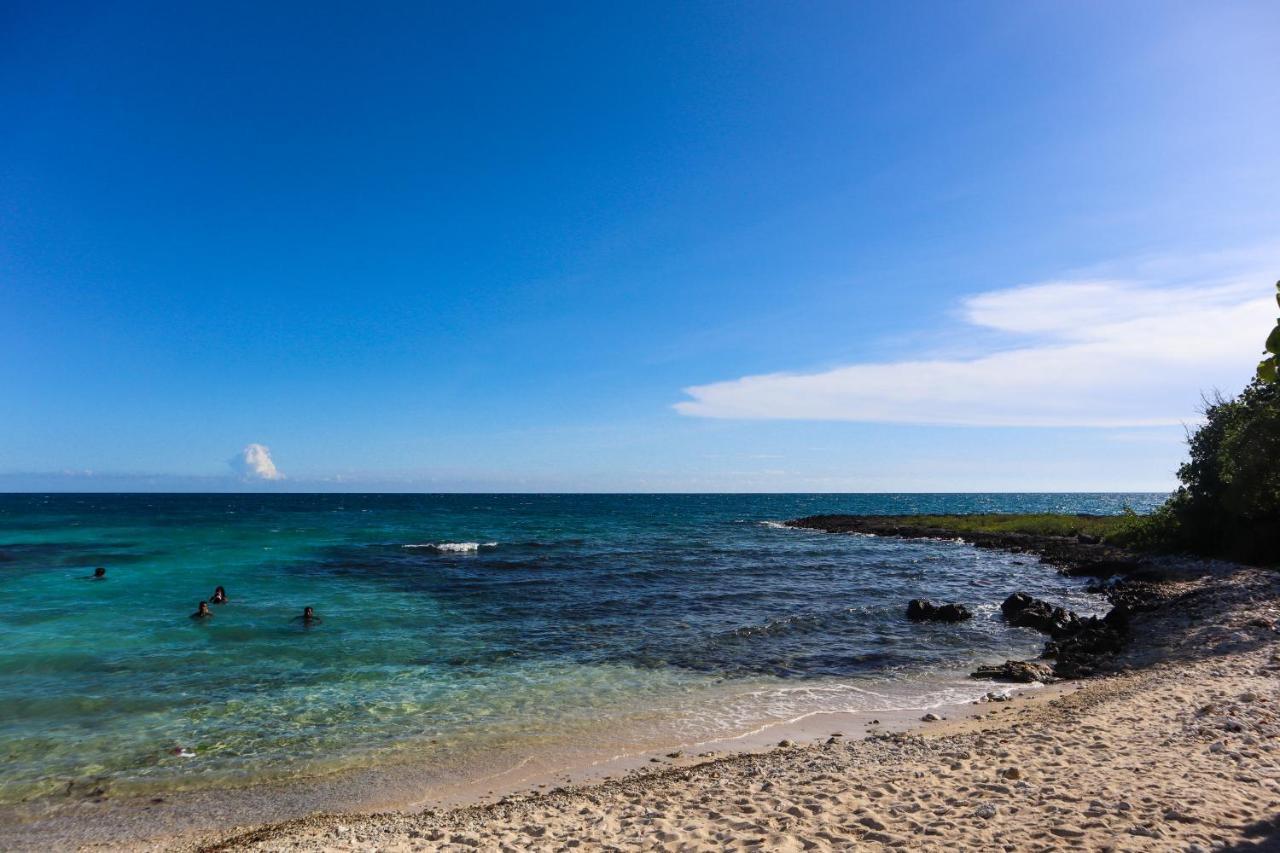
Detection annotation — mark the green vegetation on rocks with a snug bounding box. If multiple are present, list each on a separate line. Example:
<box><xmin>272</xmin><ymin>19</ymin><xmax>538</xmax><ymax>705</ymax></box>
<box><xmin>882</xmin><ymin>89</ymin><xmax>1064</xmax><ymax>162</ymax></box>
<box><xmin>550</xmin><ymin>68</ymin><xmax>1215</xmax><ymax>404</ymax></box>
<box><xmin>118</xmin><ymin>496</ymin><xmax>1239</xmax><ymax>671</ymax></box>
<box><xmin>879</xmin><ymin>514</ymin><xmax>1135</xmax><ymax>542</ymax></box>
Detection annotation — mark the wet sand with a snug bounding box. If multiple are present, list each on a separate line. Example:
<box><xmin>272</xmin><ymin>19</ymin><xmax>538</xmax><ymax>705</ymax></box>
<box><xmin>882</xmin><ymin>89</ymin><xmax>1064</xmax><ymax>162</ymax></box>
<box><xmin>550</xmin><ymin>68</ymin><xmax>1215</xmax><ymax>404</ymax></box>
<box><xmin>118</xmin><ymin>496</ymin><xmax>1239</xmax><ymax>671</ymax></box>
<box><xmin>0</xmin><ymin>670</ymin><xmax>1036</xmax><ymax>851</ymax></box>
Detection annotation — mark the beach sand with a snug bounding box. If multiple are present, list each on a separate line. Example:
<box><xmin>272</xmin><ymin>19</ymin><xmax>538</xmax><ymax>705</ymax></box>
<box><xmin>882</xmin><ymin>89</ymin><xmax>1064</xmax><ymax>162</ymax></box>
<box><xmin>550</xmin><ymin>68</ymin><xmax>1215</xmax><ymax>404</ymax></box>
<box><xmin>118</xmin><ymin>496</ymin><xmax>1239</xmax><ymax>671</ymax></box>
<box><xmin>186</xmin><ymin>562</ymin><xmax>1280</xmax><ymax>852</ymax></box>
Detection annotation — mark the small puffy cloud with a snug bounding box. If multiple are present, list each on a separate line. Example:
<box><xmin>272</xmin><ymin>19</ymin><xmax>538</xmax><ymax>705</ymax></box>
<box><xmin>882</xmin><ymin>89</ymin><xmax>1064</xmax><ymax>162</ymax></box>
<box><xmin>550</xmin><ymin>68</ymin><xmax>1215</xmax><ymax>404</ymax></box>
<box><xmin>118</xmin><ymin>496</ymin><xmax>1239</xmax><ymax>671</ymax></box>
<box><xmin>229</xmin><ymin>443</ymin><xmax>284</xmax><ymax>480</ymax></box>
<box><xmin>675</xmin><ymin>272</ymin><xmax>1275</xmax><ymax>428</ymax></box>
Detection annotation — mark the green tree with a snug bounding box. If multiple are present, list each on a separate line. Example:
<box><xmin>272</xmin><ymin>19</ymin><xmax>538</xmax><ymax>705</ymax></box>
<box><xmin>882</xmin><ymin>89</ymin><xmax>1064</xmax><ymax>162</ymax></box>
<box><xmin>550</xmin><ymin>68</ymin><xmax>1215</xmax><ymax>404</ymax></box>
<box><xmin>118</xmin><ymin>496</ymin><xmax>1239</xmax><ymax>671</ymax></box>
<box><xmin>1121</xmin><ymin>279</ymin><xmax>1280</xmax><ymax>564</ymax></box>
<box><xmin>1166</xmin><ymin>380</ymin><xmax>1280</xmax><ymax>562</ymax></box>
<box><xmin>1258</xmin><ymin>279</ymin><xmax>1280</xmax><ymax>383</ymax></box>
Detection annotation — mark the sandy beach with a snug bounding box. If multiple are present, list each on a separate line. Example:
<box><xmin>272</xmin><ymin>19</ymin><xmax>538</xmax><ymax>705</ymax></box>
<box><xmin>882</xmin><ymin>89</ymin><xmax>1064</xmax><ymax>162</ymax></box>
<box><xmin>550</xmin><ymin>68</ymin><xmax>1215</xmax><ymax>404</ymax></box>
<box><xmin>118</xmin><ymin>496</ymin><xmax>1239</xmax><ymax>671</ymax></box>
<box><xmin>178</xmin><ymin>559</ymin><xmax>1280</xmax><ymax>852</ymax></box>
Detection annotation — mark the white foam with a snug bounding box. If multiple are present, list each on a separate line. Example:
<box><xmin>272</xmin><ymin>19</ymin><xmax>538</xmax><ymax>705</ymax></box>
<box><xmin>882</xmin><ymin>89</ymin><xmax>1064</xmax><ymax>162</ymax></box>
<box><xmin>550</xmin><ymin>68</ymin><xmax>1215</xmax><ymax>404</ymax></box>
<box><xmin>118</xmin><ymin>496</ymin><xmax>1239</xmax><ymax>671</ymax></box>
<box><xmin>403</xmin><ymin>542</ymin><xmax>498</xmax><ymax>553</ymax></box>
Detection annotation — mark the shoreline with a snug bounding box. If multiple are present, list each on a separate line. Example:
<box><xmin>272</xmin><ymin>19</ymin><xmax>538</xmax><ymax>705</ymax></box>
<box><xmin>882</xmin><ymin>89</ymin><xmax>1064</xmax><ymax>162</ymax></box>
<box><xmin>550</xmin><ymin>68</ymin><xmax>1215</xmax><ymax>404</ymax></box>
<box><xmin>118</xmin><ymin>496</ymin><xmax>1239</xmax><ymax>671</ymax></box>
<box><xmin>0</xmin><ymin>669</ymin><xmax>1056</xmax><ymax>851</ymax></box>
<box><xmin>193</xmin><ymin>558</ymin><xmax>1280</xmax><ymax>851</ymax></box>
<box><xmin>0</xmin><ymin>512</ymin><xmax>1104</xmax><ymax>852</ymax></box>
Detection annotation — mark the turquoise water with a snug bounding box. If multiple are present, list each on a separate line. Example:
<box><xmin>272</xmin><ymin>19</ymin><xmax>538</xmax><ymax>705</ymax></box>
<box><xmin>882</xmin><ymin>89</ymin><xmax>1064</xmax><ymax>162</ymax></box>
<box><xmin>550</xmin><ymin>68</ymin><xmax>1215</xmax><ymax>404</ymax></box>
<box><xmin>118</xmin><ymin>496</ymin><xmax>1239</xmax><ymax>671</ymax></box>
<box><xmin>0</xmin><ymin>493</ymin><xmax>1163</xmax><ymax>804</ymax></box>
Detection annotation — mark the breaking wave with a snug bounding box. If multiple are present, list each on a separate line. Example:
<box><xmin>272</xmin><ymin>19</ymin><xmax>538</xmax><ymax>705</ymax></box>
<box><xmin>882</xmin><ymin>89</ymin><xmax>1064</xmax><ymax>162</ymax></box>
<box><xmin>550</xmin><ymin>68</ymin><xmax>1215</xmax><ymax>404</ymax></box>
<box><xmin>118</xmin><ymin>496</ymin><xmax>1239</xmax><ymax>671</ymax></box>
<box><xmin>402</xmin><ymin>541</ymin><xmax>498</xmax><ymax>553</ymax></box>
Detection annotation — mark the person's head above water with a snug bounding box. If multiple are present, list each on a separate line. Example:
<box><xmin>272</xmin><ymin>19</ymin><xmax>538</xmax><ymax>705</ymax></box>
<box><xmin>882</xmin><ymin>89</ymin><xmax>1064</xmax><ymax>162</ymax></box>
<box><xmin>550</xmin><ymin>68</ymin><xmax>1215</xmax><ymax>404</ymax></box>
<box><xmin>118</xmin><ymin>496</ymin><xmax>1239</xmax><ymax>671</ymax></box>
<box><xmin>294</xmin><ymin>605</ymin><xmax>320</xmax><ymax>624</ymax></box>
<box><xmin>93</xmin><ymin>567</ymin><xmax>105</xmax><ymax>579</ymax></box>
<box><xmin>192</xmin><ymin>601</ymin><xmax>212</xmax><ymax>618</ymax></box>
<box><xmin>211</xmin><ymin>585</ymin><xmax>227</xmax><ymax>603</ymax></box>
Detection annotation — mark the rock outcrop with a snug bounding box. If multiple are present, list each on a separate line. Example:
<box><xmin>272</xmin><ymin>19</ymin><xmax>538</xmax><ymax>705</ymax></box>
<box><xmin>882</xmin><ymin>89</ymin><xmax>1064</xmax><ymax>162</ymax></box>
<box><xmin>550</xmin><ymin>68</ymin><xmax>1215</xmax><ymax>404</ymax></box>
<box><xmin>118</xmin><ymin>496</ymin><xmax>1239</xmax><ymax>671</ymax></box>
<box><xmin>787</xmin><ymin>514</ymin><xmax>1177</xmax><ymax>684</ymax></box>
<box><xmin>906</xmin><ymin>599</ymin><xmax>973</xmax><ymax>622</ymax></box>
<box><xmin>970</xmin><ymin>660</ymin><xmax>1056</xmax><ymax>683</ymax></box>
<box><xmin>1000</xmin><ymin>592</ymin><xmax>1081</xmax><ymax>638</ymax></box>
<box><xmin>1043</xmin><ymin>613</ymin><xmax>1129</xmax><ymax>678</ymax></box>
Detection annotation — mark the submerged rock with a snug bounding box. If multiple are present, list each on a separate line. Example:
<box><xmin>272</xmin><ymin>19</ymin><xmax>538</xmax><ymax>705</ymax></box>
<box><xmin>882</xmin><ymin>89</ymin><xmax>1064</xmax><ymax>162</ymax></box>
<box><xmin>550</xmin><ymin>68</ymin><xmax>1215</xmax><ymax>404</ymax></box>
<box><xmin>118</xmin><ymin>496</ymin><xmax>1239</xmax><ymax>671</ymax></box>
<box><xmin>906</xmin><ymin>599</ymin><xmax>933</xmax><ymax>620</ymax></box>
<box><xmin>906</xmin><ymin>599</ymin><xmax>973</xmax><ymax>623</ymax></box>
<box><xmin>935</xmin><ymin>603</ymin><xmax>973</xmax><ymax>622</ymax></box>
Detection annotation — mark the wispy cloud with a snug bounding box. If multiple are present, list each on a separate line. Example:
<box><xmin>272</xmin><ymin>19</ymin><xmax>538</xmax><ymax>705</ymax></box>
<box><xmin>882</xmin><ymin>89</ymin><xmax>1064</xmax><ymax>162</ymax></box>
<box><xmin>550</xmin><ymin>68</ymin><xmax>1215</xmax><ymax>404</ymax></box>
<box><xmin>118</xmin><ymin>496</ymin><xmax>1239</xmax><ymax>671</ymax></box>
<box><xmin>675</xmin><ymin>268</ymin><xmax>1274</xmax><ymax>427</ymax></box>
<box><xmin>229</xmin><ymin>443</ymin><xmax>284</xmax><ymax>480</ymax></box>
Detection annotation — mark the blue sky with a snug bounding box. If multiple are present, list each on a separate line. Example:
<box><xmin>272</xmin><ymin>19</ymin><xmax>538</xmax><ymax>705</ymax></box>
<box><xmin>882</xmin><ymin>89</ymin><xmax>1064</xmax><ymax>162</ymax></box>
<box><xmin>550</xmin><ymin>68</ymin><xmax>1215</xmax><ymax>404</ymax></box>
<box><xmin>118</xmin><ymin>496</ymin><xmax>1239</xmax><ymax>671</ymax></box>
<box><xmin>2</xmin><ymin>1</ymin><xmax>1278</xmax><ymax>492</ymax></box>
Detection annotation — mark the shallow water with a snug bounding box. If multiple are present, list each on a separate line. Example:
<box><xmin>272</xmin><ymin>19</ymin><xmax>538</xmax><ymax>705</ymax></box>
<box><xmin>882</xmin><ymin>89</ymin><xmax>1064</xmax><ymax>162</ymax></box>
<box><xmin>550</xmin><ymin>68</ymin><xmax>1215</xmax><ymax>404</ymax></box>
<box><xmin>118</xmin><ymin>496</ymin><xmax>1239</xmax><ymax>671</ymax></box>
<box><xmin>0</xmin><ymin>493</ymin><xmax>1163</xmax><ymax>804</ymax></box>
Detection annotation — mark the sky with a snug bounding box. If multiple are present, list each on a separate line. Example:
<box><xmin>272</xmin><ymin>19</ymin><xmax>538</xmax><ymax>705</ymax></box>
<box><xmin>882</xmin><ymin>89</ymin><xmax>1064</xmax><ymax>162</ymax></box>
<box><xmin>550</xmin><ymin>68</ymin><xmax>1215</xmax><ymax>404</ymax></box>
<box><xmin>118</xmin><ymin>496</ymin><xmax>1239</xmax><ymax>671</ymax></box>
<box><xmin>2</xmin><ymin>1</ymin><xmax>1278</xmax><ymax>492</ymax></box>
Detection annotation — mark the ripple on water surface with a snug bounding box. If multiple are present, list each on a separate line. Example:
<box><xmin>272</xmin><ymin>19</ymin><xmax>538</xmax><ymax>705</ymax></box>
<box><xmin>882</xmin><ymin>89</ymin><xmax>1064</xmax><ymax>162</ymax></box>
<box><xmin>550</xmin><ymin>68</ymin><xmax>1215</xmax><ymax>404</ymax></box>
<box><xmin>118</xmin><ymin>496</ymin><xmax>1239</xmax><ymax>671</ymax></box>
<box><xmin>0</xmin><ymin>492</ymin><xmax>1162</xmax><ymax>802</ymax></box>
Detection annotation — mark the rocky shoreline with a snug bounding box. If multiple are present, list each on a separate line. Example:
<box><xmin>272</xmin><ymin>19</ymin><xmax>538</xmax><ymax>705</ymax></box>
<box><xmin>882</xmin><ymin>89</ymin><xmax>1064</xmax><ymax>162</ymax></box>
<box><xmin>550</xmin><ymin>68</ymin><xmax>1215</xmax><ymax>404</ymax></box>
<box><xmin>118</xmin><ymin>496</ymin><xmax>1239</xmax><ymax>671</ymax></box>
<box><xmin>787</xmin><ymin>514</ymin><xmax>1204</xmax><ymax>685</ymax></box>
<box><xmin>786</xmin><ymin>514</ymin><xmax>1141</xmax><ymax>577</ymax></box>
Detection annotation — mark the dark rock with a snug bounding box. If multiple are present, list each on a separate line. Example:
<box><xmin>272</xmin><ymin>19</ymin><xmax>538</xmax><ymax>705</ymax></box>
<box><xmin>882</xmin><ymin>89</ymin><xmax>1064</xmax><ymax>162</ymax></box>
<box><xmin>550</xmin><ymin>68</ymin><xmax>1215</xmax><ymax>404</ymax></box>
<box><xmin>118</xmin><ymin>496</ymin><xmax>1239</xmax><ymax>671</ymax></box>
<box><xmin>970</xmin><ymin>659</ymin><xmax>1056</xmax><ymax>683</ymax></box>
<box><xmin>906</xmin><ymin>599</ymin><xmax>936</xmax><ymax>620</ymax></box>
<box><xmin>1102</xmin><ymin>605</ymin><xmax>1131</xmax><ymax>629</ymax></box>
<box><xmin>1001</xmin><ymin>592</ymin><xmax>1080</xmax><ymax>638</ymax></box>
<box><xmin>790</xmin><ymin>515</ymin><xmax>1166</xmax><ymax>685</ymax></box>
<box><xmin>1058</xmin><ymin>558</ymin><xmax>1141</xmax><ymax>578</ymax></box>
<box><xmin>906</xmin><ymin>599</ymin><xmax>973</xmax><ymax>622</ymax></box>
<box><xmin>935</xmin><ymin>603</ymin><xmax>973</xmax><ymax>622</ymax></box>
<box><xmin>1044</xmin><ymin>615</ymin><xmax>1127</xmax><ymax>678</ymax></box>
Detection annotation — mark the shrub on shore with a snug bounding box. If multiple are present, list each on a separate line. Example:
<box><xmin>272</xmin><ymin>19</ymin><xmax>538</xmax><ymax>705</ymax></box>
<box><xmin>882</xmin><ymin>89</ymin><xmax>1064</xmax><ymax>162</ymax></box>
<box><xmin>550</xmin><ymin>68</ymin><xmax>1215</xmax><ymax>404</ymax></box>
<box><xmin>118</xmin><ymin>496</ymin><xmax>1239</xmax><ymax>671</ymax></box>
<box><xmin>1113</xmin><ymin>281</ymin><xmax>1280</xmax><ymax>565</ymax></box>
<box><xmin>1117</xmin><ymin>378</ymin><xmax>1280</xmax><ymax>565</ymax></box>
<box><xmin>974</xmin><ymin>281</ymin><xmax>1280</xmax><ymax>566</ymax></box>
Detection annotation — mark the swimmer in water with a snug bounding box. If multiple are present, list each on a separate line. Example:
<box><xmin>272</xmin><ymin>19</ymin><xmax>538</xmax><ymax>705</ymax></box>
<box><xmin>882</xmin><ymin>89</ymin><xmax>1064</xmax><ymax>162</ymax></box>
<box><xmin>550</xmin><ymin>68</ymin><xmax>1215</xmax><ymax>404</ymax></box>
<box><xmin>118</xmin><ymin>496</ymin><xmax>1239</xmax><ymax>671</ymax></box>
<box><xmin>191</xmin><ymin>601</ymin><xmax>212</xmax><ymax>619</ymax></box>
<box><xmin>90</xmin><ymin>567</ymin><xmax>106</xmax><ymax>580</ymax></box>
<box><xmin>210</xmin><ymin>586</ymin><xmax>227</xmax><ymax>604</ymax></box>
<box><xmin>296</xmin><ymin>606</ymin><xmax>321</xmax><ymax>625</ymax></box>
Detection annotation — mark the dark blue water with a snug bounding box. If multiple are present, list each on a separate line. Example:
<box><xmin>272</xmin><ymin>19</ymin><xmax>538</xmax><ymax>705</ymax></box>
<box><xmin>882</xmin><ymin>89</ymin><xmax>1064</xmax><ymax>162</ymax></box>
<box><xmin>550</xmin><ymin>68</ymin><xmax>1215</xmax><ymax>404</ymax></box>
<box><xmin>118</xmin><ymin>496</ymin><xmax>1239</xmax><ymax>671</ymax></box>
<box><xmin>0</xmin><ymin>492</ymin><xmax>1163</xmax><ymax>802</ymax></box>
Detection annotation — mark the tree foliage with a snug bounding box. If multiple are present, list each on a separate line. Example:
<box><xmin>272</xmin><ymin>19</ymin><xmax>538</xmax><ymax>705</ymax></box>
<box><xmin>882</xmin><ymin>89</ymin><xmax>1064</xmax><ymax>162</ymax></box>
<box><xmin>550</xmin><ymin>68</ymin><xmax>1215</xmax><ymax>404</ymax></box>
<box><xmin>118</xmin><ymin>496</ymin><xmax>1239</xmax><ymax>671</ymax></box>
<box><xmin>1117</xmin><ymin>281</ymin><xmax>1280</xmax><ymax>565</ymax></box>
<box><xmin>1118</xmin><ymin>380</ymin><xmax>1280</xmax><ymax>564</ymax></box>
<box><xmin>1258</xmin><ymin>279</ymin><xmax>1280</xmax><ymax>384</ymax></box>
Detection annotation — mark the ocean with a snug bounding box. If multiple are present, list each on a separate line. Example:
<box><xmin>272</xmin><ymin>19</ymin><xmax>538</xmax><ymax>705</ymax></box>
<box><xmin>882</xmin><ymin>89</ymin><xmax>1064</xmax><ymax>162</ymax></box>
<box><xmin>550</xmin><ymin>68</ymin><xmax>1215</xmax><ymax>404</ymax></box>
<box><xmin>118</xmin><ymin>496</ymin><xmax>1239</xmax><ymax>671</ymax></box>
<box><xmin>0</xmin><ymin>492</ymin><xmax>1164</xmax><ymax>808</ymax></box>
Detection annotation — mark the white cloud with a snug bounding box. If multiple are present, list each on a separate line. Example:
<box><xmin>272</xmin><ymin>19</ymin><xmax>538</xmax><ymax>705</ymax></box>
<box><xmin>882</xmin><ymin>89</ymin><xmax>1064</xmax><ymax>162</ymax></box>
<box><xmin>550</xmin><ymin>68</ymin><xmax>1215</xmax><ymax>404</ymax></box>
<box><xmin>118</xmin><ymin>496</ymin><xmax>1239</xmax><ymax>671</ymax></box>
<box><xmin>675</xmin><ymin>273</ymin><xmax>1275</xmax><ymax>427</ymax></box>
<box><xmin>229</xmin><ymin>443</ymin><xmax>284</xmax><ymax>480</ymax></box>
